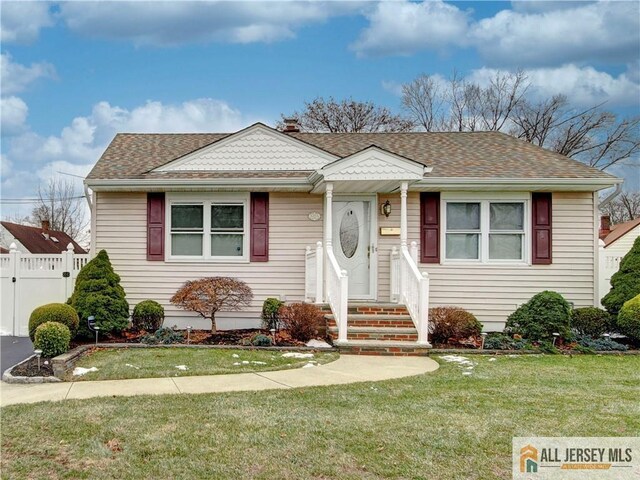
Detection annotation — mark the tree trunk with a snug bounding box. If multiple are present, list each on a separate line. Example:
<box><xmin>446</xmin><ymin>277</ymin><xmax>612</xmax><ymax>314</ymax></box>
<box><xmin>210</xmin><ymin>313</ymin><xmax>217</xmax><ymax>334</ymax></box>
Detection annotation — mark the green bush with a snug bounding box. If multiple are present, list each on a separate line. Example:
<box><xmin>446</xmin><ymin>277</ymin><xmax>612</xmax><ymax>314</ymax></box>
<box><xmin>504</xmin><ymin>291</ymin><xmax>572</xmax><ymax>341</ymax></box>
<box><xmin>574</xmin><ymin>334</ymin><xmax>628</xmax><ymax>352</ymax></box>
<box><xmin>483</xmin><ymin>333</ymin><xmax>529</xmax><ymax>350</ymax></box>
<box><xmin>571</xmin><ymin>307</ymin><xmax>613</xmax><ymax>337</ymax></box>
<box><xmin>250</xmin><ymin>333</ymin><xmax>273</xmax><ymax>347</ymax></box>
<box><xmin>279</xmin><ymin>303</ymin><xmax>323</xmax><ymax>342</ymax></box>
<box><xmin>28</xmin><ymin>303</ymin><xmax>79</xmax><ymax>341</ymax></box>
<box><xmin>261</xmin><ymin>298</ymin><xmax>284</xmax><ymax>330</ymax></box>
<box><xmin>429</xmin><ymin>306</ymin><xmax>482</xmax><ymax>345</ymax></box>
<box><xmin>68</xmin><ymin>250</ymin><xmax>130</xmax><ymax>338</ymax></box>
<box><xmin>140</xmin><ymin>327</ymin><xmax>184</xmax><ymax>345</ymax></box>
<box><xmin>602</xmin><ymin>237</ymin><xmax>640</xmax><ymax>315</ymax></box>
<box><xmin>617</xmin><ymin>294</ymin><xmax>640</xmax><ymax>342</ymax></box>
<box><xmin>132</xmin><ymin>300</ymin><xmax>165</xmax><ymax>332</ymax></box>
<box><xmin>33</xmin><ymin>322</ymin><xmax>71</xmax><ymax>358</ymax></box>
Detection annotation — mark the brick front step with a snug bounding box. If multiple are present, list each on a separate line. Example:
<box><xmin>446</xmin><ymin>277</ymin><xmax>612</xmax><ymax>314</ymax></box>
<box><xmin>336</xmin><ymin>340</ymin><xmax>431</xmax><ymax>356</ymax></box>
<box><xmin>326</xmin><ymin>314</ymin><xmax>415</xmax><ymax>329</ymax></box>
<box><xmin>328</xmin><ymin>326</ymin><xmax>418</xmax><ymax>342</ymax></box>
<box><xmin>319</xmin><ymin>303</ymin><xmax>408</xmax><ymax>316</ymax></box>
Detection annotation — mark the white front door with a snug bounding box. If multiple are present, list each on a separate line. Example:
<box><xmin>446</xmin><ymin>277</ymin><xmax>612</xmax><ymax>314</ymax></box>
<box><xmin>332</xmin><ymin>198</ymin><xmax>376</xmax><ymax>299</ymax></box>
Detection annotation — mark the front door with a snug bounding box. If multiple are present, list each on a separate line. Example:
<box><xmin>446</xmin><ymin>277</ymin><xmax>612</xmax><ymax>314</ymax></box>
<box><xmin>332</xmin><ymin>198</ymin><xmax>376</xmax><ymax>299</ymax></box>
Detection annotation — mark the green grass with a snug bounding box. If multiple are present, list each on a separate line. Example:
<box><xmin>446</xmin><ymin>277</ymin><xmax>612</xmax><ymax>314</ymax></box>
<box><xmin>66</xmin><ymin>347</ymin><xmax>339</xmax><ymax>381</ymax></box>
<box><xmin>2</xmin><ymin>355</ymin><xmax>639</xmax><ymax>479</ymax></box>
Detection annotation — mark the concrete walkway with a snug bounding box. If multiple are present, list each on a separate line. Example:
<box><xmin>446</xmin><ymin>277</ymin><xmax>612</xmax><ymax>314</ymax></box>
<box><xmin>0</xmin><ymin>355</ymin><xmax>438</xmax><ymax>407</ymax></box>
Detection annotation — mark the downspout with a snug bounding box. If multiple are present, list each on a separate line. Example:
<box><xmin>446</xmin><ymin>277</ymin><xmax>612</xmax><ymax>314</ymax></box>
<box><xmin>598</xmin><ymin>183</ymin><xmax>622</xmax><ymax>211</ymax></box>
<box><xmin>83</xmin><ymin>184</ymin><xmax>93</xmax><ymax>209</ymax></box>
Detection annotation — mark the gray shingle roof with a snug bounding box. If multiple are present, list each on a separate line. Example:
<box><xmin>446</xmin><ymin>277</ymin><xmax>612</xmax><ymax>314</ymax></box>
<box><xmin>86</xmin><ymin>128</ymin><xmax>617</xmax><ymax>182</ymax></box>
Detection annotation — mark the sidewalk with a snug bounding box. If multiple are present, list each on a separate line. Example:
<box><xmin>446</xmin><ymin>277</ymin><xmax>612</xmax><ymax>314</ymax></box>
<box><xmin>0</xmin><ymin>355</ymin><xmax>439</xmax><ymax>406</ymax></box>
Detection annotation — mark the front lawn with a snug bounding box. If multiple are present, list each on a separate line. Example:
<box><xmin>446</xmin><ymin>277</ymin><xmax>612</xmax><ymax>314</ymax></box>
<box><xmin>66</xmin><ymin>347</ymin><xmax>339</xmax><ymax>381</ymax></box>
<box><xmin>2</xmin><ymin>355</ymin><xmax>639</xmax><ymax>479</ymax></box>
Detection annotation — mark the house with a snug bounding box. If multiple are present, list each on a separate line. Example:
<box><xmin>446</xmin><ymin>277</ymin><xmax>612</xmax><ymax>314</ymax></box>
<box><xmin>597</xmin><ymin>215</ymin><xmax>640</xmax><ymax>302</ymax></box>
<box><xmin>85</xmin><ymin>122</ymin><xmax>620</xmax><ymax>347</ymax></box>
<box><xmin>0</xmin><ymin>220</ymin><xmax>87</xmax><ymax>254</ymax></box>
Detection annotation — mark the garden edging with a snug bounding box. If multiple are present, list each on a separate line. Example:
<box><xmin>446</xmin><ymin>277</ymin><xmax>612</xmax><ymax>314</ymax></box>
<box><xmin>2</xmin><ymin>355</ymin><xmax>62</xmax><ymax>384</ymax></box>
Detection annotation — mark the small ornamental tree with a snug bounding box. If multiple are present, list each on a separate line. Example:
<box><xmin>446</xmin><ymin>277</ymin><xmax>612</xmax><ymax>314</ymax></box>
<box><xmin>602</xmin><ymin>237</ymin><xmax>640</xmax><ymax>315</ymax></box>
<box><xmin>68</xmin><ymin>250</ymin><xmax>130</xmax><ymax>338</ymax></box>
<box><xmin>170</xmin><ymin>277</ymin><xmax>253</xmax><ymax>333</ymax></box>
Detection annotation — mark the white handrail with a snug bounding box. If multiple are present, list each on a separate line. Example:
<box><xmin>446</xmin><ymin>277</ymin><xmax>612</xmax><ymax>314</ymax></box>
<box><xmin>325</xmin><ymin>246</ymin><xmax>348</xmax><ymax>343</ymax></box>
<box><xmin>399</xmin><ymin>241</ymin><xmax>430</xmax><ymax>345</ymax></box>
<box><xmin>390</xmin><ymin>246</ymin><xmax>400</xmax><ymax>302</ymax></box>
<box><xmin>304</xmin><ymin>241</ymin><xmax>324</xmax><ymax>303</ymax></box>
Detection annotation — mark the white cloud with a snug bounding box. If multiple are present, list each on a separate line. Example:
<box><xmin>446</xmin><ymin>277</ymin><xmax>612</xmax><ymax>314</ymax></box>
<box><xmin>469</xmin><ymin>65</ymin><xmax>640</xmax><ymax>108</ymax></box>
<box><xmin>1</xmin><ymin>97</ymin><xmax>255</xmax><ymax>202</ymax></box>
<box><xmin>0</xmin><ymin>1</ymin><xmax>54</xmax><ymax>44</ymax></box>
<box><xmin>509</xmin><ymin>1</ymin><xmax>596</xmax><ymax>14</ymax></box>
<box><xmin>351</xmin><ymin>0</ymin><xmax>470</xmax><ymax>57</ymax></box>
<box><xmin>59</xmin><ymin>1</ymin><xmax>363</xmax><ymax>46</ymax></box>
<box><xmin>0</xmin><ymin>96</ymin><xmax>28</xmax><ymax>135</ymax></box>
<box><xmin>1</xmin><ymin>53</ymin><xmax>56</xmax><ymax>95</ymax></box>
<box><xmin>471</xmin><ymin>1</ymin><xmax>639</xmax><ymax>67</ymax></box>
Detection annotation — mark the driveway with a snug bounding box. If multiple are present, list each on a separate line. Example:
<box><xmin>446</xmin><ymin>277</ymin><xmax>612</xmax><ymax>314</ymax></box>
<box><xmin>1</xmin><ymin>336</ymin><xmax>34</xmax><ymax>373</ymax></box>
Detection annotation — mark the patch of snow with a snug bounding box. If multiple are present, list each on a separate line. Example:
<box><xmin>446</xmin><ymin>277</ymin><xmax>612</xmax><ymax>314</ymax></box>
<box><xmin>125</xmin><ymin>363</ymin><xmax>140</xmax><ymax>369</ymax></box>
<box><xmin>282</xmin><ymin>352</ymin><xmax>314</xmax><ymax>359</ymax></box>
<box><xmin>302</xmin><ymin>362</ymin><xmax>316</xmax><ymax>368</ymax></box>
<box><xmin>306</xmin><ymin>339</ymin><xmax>332</xmax><ymax>349</ymax></box>
<box><xmin>233</xmin><ymin>362</ymin><xmax>241</xmax><ymax>366</ymax></box>
<box><xmin>73</xmin><ymin>367</ymin><xmax>98</xmax><ymax>376</ymax></box>
<box><xmin>43</xmin><ymin>361</ymin><xmax>49</xmax><ymax>365</ymax></box>
<box><xmin>488</xmin><ymin>358</ymin><xmax>497</xmax><ymax>362</ymax></box>
<box><xmin>175</xmin><ymin>365</ymin><xmax>188</xmax><ymax>371</ymax></box>
<box><xmin>439</xmin><ymin>355</ymin><xmax>477</xmax><ymax>374</ymax></box>
<box><xmin>462</xmin><ymin>371</ymin><xmax>473</xmax><ymax>376</ymax></box>
<box><xmin>251</xmin><ymin>361</ymin><xmax>267</xmax><ymax>365</ymax></box>
<box><xmin>242</xmin><ymin>360</ymin><xmax>250</xmax><ymax>365</ymax></box>
<box><xmin>232</xmin><ymin>354</ymin><xmax>239</xmax><ymax>358</ymax></box>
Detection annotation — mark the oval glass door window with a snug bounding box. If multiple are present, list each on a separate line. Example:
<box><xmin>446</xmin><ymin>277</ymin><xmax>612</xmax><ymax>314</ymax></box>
<box><xmin>339</xmin><ymin>210</ymin><xmax>359</xmax><ymax>258</ymax></box>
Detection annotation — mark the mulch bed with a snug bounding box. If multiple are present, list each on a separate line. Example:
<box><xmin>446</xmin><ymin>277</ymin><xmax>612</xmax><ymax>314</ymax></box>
<box><xmin>10</xmin><ymin>356</ymin><xmax>55</xmax><ymax>377</ymax></box>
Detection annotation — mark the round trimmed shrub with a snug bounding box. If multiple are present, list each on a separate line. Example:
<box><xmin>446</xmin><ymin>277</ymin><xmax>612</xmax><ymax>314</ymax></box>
<box><xmin>34</xmin><ymin>321</ymin><xmax>71</xmax><ymax>358</ymax></box>
<box><xmin>617</xmin><ymin>294</ymin><xmax>640</xmax><ymax>342</ymax></box>
<box><xmin>571</xmin><ymin>307</ymin><xmax>613</xmax><ymax>337</ymax></box>
<box><xmin>429</xmin><ymin>306</ymin><xmax>482</xmax><ymax>344</ymax></box>
<box><xmin>504</xmin><ymin>290</ymin><xmax>572</xmax><ymax>341</ymax></box>
<box><xmin>132</xmin><ymin>300</ymin><xmax>165</xmax><ymax>331</ymax></box>
<box><xmin>28</xmin><ymin>303</ymin><xmax>79</xmax><ymax>341</ymax></box>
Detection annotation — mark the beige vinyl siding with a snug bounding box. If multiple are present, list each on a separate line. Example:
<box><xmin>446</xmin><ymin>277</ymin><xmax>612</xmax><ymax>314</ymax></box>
<box><xmin>377</xmin><ymin>192</ymin><xmax>597</xmax><ymax>331</ymax></box>
<box><xmin>95</xmin><ymin>192</ymin><xmax>323</xmax><ymax>329</ymax></box>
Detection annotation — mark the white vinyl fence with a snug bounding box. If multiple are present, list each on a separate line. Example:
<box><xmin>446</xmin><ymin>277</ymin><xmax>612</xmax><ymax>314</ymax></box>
<box><xmin>0</xmin><ymin>243</ymin><xmax>89</xmax><ymax>336</ymax></box>
<box><xmin>598</xmin><ymin>244</ymin><xmax>623</xmax><ymax>308</ymax></box>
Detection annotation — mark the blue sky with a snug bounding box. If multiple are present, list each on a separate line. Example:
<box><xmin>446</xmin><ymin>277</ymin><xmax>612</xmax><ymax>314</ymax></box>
<box><xmin>1</xmin><ymin>0</ymin><xmax>639</xmax><ymax>218</ymax></box>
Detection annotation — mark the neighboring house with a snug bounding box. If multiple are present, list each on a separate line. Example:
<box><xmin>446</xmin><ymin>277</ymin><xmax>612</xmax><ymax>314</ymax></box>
<box><xmin>0</xmin><ymin>221</ymin><xmax>87</xmax><ymax>254</ymax></box>
<box><xmin>85</xmin><ymin>122</ymin><xmax>620</xmax><ymax>342</ymax></box>
<box><xmin>598</xmin><ymin>215</ymin><xmax>640</xmax><ymax>303</ymax></box>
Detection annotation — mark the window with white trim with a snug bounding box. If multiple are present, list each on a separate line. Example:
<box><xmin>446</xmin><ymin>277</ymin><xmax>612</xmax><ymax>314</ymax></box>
<box><xmin>168</xmin><ymin>194</ymin><xmax>248</xmax><ymax>261</ymax></box>
<box><xmin>445</xmin><ymin>200</ymin><xmax>526</xmax><ymax>262</ymax></box>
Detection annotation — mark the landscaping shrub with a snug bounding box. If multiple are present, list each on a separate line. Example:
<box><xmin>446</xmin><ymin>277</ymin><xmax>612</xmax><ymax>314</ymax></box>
<box><xmin>28</xmin><ymin>303</ymin><xmax>79</xmax><ymax>341</ymax></box>
<box><xmin>250</xmin><ymin>333</ymin><xmax>273</xmax><ymax>347</ymax></box>
<box><xmin>68</xmin><ymin>250</ymin><xmax>130</xmax><ymax>338</ymax></box>
<box><xmin>34</xmin><ymin>322</ymin><xmax>71</xmax><ymax>358</ymax></box>
<box><xmin>602</xmin><ymin>236</ymin><xmax>640</xmax><ymax>315</ymax></box>
<box><xmin>483</xmin><ymin>333</ymin><xmax>529</xmax><ymax>350</ymax></box>
<box><xmin>132</xmin><ymin>300</ymin><xmax>165</xmax><ymax>332</ymax></box>
<box><xmin>140</xmin><ymin>327</ymin><xmax>184</xmax><ymax>345</ymax></box>
<box><xmin>261</xmin><ymin>298</ymin><xmax>284</xmax><ymax>330</ymax></box>
<box><xmin>170</xmin><ymin>277</ymin><xmax>253</xmax><ymax>333</ymax></box>
<box><xmin>574</xmin><ymin>334</ymin><xmax>628</xmax><ymax>352</ymax></box>
<box><xmin>617</xmin><ymin>294</ymin><xmax>640</xmax><ymax>342</ymax></box>
<box><xmin>504</xmin><ymin>291</ymin><xmax>572</xmax><ymax>341</ymax></box>
<box><xmin>279</xmin><ymin>303</ymin><xmax>323</xmax><ymax>342</ymax></box>
<box><xmin>428</xmin><ymin>306</ymin><xmax>482</xmax><ymax>345</ymax></box>
<box><xmin>571</xmin><ymin>307</ymin><xmax>613</xmax><ymax>337</ymax></box>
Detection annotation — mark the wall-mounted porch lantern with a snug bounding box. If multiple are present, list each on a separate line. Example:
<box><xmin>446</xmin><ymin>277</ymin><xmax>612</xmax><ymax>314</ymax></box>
<box><xmin>380</xmin><ymin>200</ymin><xmax>392</xmax><ymax>218</ymax></box>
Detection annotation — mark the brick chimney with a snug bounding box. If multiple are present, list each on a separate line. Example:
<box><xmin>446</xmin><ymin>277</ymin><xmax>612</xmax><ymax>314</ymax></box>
<box><xmin>41</xmin><ymin>220</ymin><xmax>50</xmax><ymax>232</ymax></box>
<box><xmin>599</xmin><ymin>215</ymin><xmax>611</xmax><ymax>240</ymax></box>
<box><xmin>282</xmin><ymin>118</ymin><xmax>300</xmax><ymax>133</ymax></box>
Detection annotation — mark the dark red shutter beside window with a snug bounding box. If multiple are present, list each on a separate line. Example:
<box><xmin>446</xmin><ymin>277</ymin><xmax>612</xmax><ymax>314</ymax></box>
<box><xmin>532</xmin><ymin>192</ymin><xmax>552</xmax><ymax>265</ymax></box>
<box><xmin>250</xmin><ymin>193</ymin><xmax>269</xmax><ymax>262</ymax></box>
<box><xmin>147</xmin><ymin>193</ymin><xmax>165</xmax><ymax>261</ymax></box>
<box><xmin>420</xmin><ymin>192</ymin><xmax>440</xmax><ymax>264</ymax></box>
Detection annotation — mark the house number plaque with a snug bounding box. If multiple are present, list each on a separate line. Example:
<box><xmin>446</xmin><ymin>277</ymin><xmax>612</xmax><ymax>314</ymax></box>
<box><xmin>380</xmin><ymin>227</ymin><xmax>401</xmax><ymax>236</ymax></box>
<box><xmin>308</xmin><ymin>212</ymin><xmax>321</xmax><ymax>221</ymax></box>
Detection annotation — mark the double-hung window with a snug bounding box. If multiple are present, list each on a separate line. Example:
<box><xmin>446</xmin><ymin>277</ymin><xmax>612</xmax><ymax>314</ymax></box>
<box><xmin>168</xmin><ymin>194</ymin><xmax>248</xmax><ymax>261</ymax></box>
<box><xmin>444</xmin><ymin>197</ymin><xmax>527</xmax><ymax>263</ymax></box>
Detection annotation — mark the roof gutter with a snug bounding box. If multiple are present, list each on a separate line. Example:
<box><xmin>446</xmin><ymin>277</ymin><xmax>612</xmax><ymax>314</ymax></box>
<box><xmin>85</xmin><ymin>177</ymin><xmax>313</xmax><ymax>192</ymax></box>
<box><xmin>415</xmin><ymin>177</ymin><xmax>622</xmax><ymax>191</ymax></box>
<box><xmin>598</xmin><ymin>183</ymin><xmax>623</xmax><ymax>210</ymax></box>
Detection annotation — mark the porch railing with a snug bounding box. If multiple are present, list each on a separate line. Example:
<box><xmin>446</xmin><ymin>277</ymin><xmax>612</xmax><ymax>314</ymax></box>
<box><xmin>305</xmin><ymin>241</ymin><xmax>324</xmax><ymax>303</ymax></box>
<box><xmin>325</xmin><ymin>246</ymin><xmax>348</xmax><ymax>343</ymax></box>
<box><xmin>393</xmin><ymin>241</ymin><xmax>430</xmax><ymax>345</ymax></box>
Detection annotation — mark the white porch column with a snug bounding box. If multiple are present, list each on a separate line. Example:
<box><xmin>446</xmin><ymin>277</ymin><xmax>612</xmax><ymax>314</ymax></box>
<box><xmin>400</xmin><ymin>181</ymin><xmax>408</xmax><ymax>249</ymax></box>
<box><xmin>324</xmin><ymin>183</ymin><xmax>334</xmax><ymax>249</ymax></box>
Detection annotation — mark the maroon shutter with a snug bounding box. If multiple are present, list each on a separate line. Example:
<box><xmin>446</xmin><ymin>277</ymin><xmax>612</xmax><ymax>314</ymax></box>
<box><xmin>420</xmin><ymin>192</ymin><xmax>440</xmax><ymax>263</ymax></box>
<box><xmin>250</xmin><ymin>193</ymin><xmax>269</xmax><ymax>262</ymax></box>
<box><xmin>532</xmin><ymin>192</ymin><xmax>552</xmax><ymax>265</ymax></box>
<box><xmin>147</xmin><ymin>193</ymin><xmax>165</xmax><ymax>261</ymax></box>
